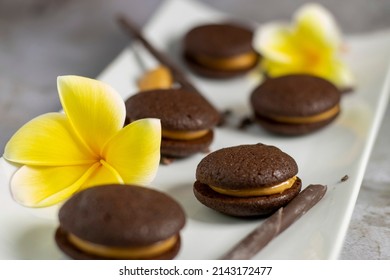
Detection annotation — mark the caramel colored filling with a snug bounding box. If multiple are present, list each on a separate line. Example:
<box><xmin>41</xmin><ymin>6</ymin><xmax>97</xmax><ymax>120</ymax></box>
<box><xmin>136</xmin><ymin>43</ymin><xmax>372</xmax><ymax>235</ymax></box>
<box><xmin>268</xmin><ymin>105</ymin><xmax>340</xmax><ymax>124</ymax></box>
<box><xmin>137</xmin><ymin>66</ymin><xmax>173</xmax><ymax>91</ymax></box>
<box><xmin>68</xmin><ymin>233</ymin><xmax>178</xmax><ymax>259</ymax></box>
<box><xmin>209</xmin><ymin>176</ymin><xmax>297</xmax><ymax>197</ymax></box>
<box><xmin>162</xmin><ymin>129</ymin><xmax>209</xmax><ymax>140</ymax></box>
<box><xmin>195</xmin><ymin>51</ymin><xmax>258</xmax><ymax>70</ymax></box>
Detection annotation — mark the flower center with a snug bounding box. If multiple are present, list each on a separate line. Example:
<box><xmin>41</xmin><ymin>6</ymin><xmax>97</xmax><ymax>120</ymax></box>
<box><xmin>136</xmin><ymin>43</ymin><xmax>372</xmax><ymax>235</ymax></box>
<box><xmin>99</xmin><ymin>158</ymin><xmax>124</xmax><ymax>184</ymax></box>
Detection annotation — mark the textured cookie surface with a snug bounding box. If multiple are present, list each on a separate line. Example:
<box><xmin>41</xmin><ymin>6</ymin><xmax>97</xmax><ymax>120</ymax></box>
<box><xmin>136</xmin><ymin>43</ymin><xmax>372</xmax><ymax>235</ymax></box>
<box><xmin>251</xmin><ymin>75</ymin><xmax>341</xmax><ymax>117</ymax></box>
<box><xmin>125</xmin><ymin>89</ymin><xmax>220</xmax><ymax>131</ymax></box>
<box><xmin>58</xmin><ymin>185</ymin><xmax>186</xmax><ymax>247</ymax></box>
<box><xmin>184</xmin><ymin>23</ymin><xmax>255</xmax><ymax>57</ymax></box>
<box><xmin>196</xmin><ymin>143</ymin><xmax>298</xmax><ymax>190</ymax></box>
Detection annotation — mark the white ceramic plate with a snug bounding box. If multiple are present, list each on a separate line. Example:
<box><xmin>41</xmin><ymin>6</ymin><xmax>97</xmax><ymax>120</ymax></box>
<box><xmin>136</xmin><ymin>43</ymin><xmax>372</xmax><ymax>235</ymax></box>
<box><xmin>1</xmin><ymin>0</ymin><xmax>390</xmax><ymax>260</ymax></box>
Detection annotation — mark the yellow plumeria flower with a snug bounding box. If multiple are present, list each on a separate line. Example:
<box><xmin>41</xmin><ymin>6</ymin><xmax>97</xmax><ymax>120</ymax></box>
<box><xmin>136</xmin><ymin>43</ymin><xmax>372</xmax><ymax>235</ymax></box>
<box><xmin>253</xmin><ymin>3</ymin><xmax>355</xmax><ymax>90</ymax></box>
<box><xmin>3</xmin><ymin>75</ymin><xmax>161</xmax><ymax>207</ymax></box>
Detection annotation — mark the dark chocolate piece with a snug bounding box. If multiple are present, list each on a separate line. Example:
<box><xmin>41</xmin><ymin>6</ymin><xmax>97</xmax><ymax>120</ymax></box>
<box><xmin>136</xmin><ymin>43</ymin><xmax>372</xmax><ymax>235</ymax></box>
<box><xmin>340</xmin><ymin>175</ymin><xmax>349</xmax><ymax>182</ymax></box>
<box><xmin>238</xmin><ymin>116</ymin><xmax>254</xmax><ymax>130</ymax></box>
<box><xmin>220</xmin><ymin>184</ymin><xmax>327</xmax><ymax>260</ymax></box>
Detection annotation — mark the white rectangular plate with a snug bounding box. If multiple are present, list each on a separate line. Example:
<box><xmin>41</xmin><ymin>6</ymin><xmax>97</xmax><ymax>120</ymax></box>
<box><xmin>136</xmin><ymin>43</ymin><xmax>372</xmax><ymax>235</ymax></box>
<box><xmin>1</xmin><ymin>0</ymin><xmax>390</xmax><ymax>259</ymax></box>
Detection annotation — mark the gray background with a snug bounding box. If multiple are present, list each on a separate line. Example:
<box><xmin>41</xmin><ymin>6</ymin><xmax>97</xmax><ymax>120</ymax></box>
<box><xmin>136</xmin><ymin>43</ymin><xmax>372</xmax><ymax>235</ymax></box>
<box><xmin>1</xmin><ymin>0</ymin><xmax>390</xmax><ymax>259</ymax></box>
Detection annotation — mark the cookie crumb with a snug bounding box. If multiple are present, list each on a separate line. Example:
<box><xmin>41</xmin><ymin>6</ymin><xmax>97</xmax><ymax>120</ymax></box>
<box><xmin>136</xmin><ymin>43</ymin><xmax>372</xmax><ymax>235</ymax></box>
<box><xmin>340</xmin><ymin>175</ymin><xmax>349</xmax><ymax>182</ymax></box>
<box><xmin>238</xmin><ymin>116</ymin><xmax>254</xmax><ymax>130</ymax></box>
<box><xmin>217</xmin><ymin>109</ymin><xmax>233</xmax><ymax>127</ymax></box>
<box><xmin>161</xmin><ymin>157</ymin><xmax>174</xmax><ymax>165</ymax></box>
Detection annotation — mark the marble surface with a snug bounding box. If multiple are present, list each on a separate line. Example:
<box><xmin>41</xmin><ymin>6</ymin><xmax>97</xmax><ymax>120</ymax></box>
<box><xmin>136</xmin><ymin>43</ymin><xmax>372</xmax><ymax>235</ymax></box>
<box><xmin>1</xmin><ymin>0</ymin><xmax>389</xmax><ymax>259</ymax></box>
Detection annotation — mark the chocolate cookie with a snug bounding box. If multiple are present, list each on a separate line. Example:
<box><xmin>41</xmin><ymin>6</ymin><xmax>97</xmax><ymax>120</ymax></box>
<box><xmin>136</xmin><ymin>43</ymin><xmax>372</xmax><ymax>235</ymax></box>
<box><xmin>55</xmin><ymin>185</ymin><xmax>186</xmax><ymax>260</ymax></box>
<box><xmin>183</xmin><ymin>23</ymin><xmax>259</xmax><ymax>78</ymax></box>
<box><xmin>125</xmin><ymin>88</ymin><xmax>220</xmax><ymax>159</ymax></box>
<box><xmin>193</xmin><ymin>143</ymin><xmax>302</xmax><ymax>217</ymax></box>
<box><xmin>250</xmin><ymin>74</ymin><xmax>342</xmax><ymax>135</ymax></box>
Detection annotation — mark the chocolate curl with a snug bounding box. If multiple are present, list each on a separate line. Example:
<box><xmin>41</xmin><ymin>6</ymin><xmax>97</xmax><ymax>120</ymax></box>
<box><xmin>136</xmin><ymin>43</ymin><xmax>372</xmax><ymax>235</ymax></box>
<box><xmin>117</xmin><ymin>15</ymin><xmax>200</xmax><ymax>94</ymax></box>
<box><xmin>221</xmin><ymin>184</ymin><xmax>327</xmax><ymax>260</ymax></box>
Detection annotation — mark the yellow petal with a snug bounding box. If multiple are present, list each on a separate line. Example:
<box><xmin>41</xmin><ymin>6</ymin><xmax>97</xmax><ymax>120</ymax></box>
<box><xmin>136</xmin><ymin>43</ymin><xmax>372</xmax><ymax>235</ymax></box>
<box><xmin>4</xmin><ymin>113</ymin><xmax>96</xmax><ymax>166</ymax></box>
<box><xmin>103</xmin><ymin>118</ymin><xmax>161</xmax><ymax>185</ymax></box>
<box><xmin>57</xmin><ymin>75</ymin><xmax>126</xmax><ymax>156</ymax></box>
<box><xmin>294</xmin><ymin>3</ymin><xmax>341</xmax><ymax>51</ymax></box>
<box><xmin>261</xmin><ymin>58</ymin><xmax>303</xmax><ymax>77</ymax></box>
<box><xmin>315</xmin><ymin>58</ymin><xmax>355</xmax><ymax>89</ymax></box>
<box><xmin>80</xmin><ymin>162</ymin><xmax>124</xmax><ymax>190</ymax></box>
<box><xmin>10</xmin><ymin>163</ymin><xmax>100</xmax><ymax>207</ymax></box>
<box><xmin>254</xmin><ymin>22</ymin><xmax>299</xmax><ymax>64</ymax></box>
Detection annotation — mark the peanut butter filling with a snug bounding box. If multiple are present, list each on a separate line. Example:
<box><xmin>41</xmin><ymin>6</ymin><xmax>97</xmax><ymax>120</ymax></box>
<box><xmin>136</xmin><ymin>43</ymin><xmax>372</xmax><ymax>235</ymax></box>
<box><xmin>68</xmin><ymin>233</ymin><xmax>178</xmax><ymax>259</ymax></box>
<box><xmin>267</xmin><ymin>105</ymin><xmax>340</xmax><ymax>124</ymax></box>
<box><xmin>162</xmin><ymin>129</ymin><xmax>209</xmax><ymax>140</ymax></box>
<box><xmin>137</xmin><ymin>66</ymin><xmax>173</xmax><ymax>91</ymax></box>
<box><xmin>195</xmin><ymin>51</ymin><xmax>258</xmax><ymax>70</ymax></box>
<box><xmin>209</xmin><ymin>176</ymin><xmax>297</xmax><ymax>197</ymax></box>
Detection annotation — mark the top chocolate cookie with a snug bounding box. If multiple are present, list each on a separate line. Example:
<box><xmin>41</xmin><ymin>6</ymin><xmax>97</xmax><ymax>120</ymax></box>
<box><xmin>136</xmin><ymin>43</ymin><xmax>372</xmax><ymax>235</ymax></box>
<box><xmin>126</xmin><ymin>88</ymin><xmax>220</xmax><ymax>131</ymax></box>
<box><xmin>196</xmin><ymin>143</ymin><xmax>298</xmax><ymax>190</ymax></box>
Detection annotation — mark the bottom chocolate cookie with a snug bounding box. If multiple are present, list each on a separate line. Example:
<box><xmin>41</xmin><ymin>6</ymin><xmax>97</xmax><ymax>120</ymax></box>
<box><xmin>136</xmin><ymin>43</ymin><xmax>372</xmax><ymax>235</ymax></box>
<box><xmin>183</xmin><ymin>53</ymin><xmax>258</xmax><ymax>79</ymax></box>
<box><xmin>193</xmin><ymin>178</ymin><xmax>302</xmax><ymax>217</ymax></box>
<box><xmin>254</xmin><ymin>113</ymin><xmax>339</xmax><ymax>136</ymax></box>
<box><xmin>55</xmin><ymin>228</ymin><xmax>182</xmax><ymax>260</ymax></box>
<box><xmin>161</xmin><ymin>130</ymin><xmax>214</xmax><ymax>158</ymax></box>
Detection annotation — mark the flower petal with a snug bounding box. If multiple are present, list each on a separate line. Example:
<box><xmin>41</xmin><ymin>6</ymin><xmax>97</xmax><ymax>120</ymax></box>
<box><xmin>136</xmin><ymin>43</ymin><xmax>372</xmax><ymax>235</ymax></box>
<box><xmin>254</xmin><ymin>22</ymin><xmax>299</xmax><ymax>64</ymax></box>
<box><xmin>80</xmin><ymin>163</ymin><xmax>124</xmax><ymax>190</ymax></box>
<box><xmin>57</xmin><ymin>75</ymin><xmax>126</xmax><ymax>156</ymax></box>
<box><xmin>316</xmin><ymin>57</ymin><xmax>355</xmax><ymax>90</ymax></box>
<box><xmin>103</xmin><ymin>118</ymin><xmax>161</xmax><ymax>185</ymax></box>
<box><xmin>10</xmin><ymin>163</ymin><xmax>99</xmax><ymax>207</ymax></box>
<box><xmin>261</xmin><ymin>58</ymin><xmax>303</xmax><ymax>77</ymax></box>
<box><xmin>294</xmin><ymin>3</ymin><xmax>341</xmax><ymax>50</ymax></box>
<box><xmin>4</xmin><ymin>113</ymin><xmax>96</xmax><ymax>166</ymax></box>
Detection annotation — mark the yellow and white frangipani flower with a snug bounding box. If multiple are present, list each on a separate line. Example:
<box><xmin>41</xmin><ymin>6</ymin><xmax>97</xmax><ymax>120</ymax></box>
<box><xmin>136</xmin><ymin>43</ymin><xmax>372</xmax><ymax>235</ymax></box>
<box><xmin>3</xmin><ymin>75</ymin><xmax>161</xmax><ymax>207</ymax></box>
<box><xmin>253</xmin><ymin>3</ymin><xmax>355</xmax><ymax>90</ymax></box>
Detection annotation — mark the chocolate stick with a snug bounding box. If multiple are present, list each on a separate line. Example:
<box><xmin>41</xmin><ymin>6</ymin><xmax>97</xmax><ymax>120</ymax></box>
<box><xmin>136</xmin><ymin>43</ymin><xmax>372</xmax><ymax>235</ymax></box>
<box><xmin>117</xmin><ymin>15</ymin><xmax>200</xmax><ymax>94</ymax></box>
<box><xmin>221</xmin><ymin>184</ymin><xmax>327</xmax><ymax>260</ymax></box>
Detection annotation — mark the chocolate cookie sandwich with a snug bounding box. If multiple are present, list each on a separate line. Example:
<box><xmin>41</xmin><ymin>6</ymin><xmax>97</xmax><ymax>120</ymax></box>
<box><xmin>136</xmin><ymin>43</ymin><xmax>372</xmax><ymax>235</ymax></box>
<box><xmin>193</xmin><ymin>143</ymin><xmax>302</xmax><ymax>217</ymax></box>
<box><xmin>183</xmin><ymin>23</ymin><xmax>259</xmax><ymax>78</ymax></box>
<box><xmin>55</xmin><ymin>185</ymin><xmax>186</xmax><ymax>260</ymax></box>
<box><xmin>250</xmin><ymin>74</ymin><xmax>341</xmax><ymax>135</ymax></box>
<box><xmin>125</xmin><ymin>88</ymin><xmax>220</xmax><ymax>160</ymax></box>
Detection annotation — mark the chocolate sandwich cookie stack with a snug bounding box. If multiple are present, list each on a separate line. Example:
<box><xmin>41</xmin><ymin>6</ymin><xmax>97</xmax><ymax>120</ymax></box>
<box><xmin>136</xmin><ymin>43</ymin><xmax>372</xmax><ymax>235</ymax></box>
<box><xmin>125</xmin><ymin>89</ymin><xmax>220</xmax><ymax>160</ymax></box>
<box><xmin>183</xmin><ymin>23</ymin><xmax>260</xmax><ymax>78</ymax></box>
<box><xmin>55</xmin><ymin>185</ymin><xmax>186</xmax><ymax>260</ymax></box>
<box><xmin>250</xmin><ymin>74</ymin><xmax>342</xmax><ymax>135</ymax></box>
<box><xmin>194</xmin><ymin>143</ymin><xmax>302</xmax><ymax>217</ymax></box>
